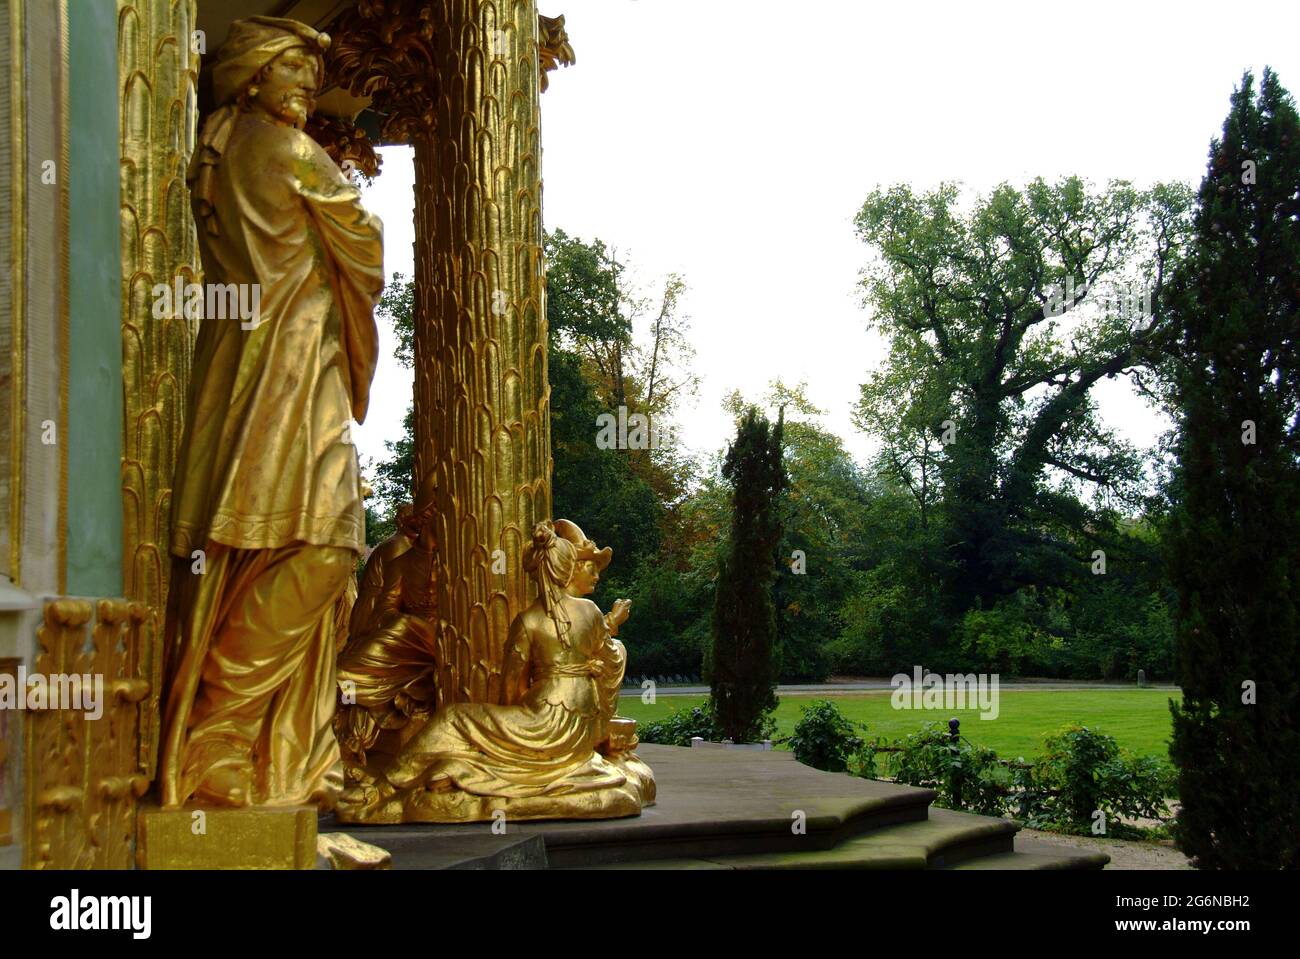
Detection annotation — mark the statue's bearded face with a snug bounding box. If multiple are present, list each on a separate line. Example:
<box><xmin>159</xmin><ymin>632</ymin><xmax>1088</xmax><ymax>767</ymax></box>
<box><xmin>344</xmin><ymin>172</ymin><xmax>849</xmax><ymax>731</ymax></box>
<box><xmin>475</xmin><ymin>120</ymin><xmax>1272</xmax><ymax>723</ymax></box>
<box><xmin>252</xmin><ymin>47</ymin><xmax>319</xmax><ymax>128</ymax></box>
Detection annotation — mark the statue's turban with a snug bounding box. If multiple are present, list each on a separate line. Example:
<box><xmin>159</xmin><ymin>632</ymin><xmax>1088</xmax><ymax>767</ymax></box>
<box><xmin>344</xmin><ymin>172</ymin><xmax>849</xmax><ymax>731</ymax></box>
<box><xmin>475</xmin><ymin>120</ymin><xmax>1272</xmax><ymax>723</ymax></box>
<box><xmin>212</xmin><ymin>16</ymin><xmax>330</xmax><ymax>108</ymax></box>
<box><xmin>190</xmin><ymin>17</ymin><xmax>331</xmax><ymax>234</ymax></box>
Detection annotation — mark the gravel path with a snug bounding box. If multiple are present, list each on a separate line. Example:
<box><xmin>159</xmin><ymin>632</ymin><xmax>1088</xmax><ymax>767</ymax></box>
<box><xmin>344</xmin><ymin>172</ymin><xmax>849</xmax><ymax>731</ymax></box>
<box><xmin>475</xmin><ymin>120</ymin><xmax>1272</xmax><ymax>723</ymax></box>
<box><xmin>1017</xmin><ymin>828</ymin><xmax>1193</xmax><ymax>869</ymax></box>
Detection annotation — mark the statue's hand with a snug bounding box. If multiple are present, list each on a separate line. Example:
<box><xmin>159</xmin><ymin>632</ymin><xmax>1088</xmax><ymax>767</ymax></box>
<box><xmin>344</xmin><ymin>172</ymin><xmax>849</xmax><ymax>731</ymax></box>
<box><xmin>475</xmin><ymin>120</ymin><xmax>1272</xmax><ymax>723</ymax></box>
<box><xmin>610</xmin><ymin>599</ymin><xmax>632</xmax><ymax>628</ymax></box>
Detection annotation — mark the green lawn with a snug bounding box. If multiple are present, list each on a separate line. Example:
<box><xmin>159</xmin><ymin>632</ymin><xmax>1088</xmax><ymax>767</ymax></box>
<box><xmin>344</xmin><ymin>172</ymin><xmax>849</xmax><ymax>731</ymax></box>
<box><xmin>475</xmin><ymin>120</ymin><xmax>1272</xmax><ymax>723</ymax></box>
<box><xmin>618</xmin><ymin>689</ymin><xmax>1178</xmax><ymax>762</ymax></box>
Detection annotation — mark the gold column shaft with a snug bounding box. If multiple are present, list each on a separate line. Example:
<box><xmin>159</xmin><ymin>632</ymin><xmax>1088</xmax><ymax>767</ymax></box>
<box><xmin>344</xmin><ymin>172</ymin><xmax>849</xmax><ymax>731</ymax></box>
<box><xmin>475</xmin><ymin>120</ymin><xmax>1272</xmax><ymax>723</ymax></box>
<box><xmin>413</xmin><ymin>0</ymin><xmax>552</xmax><ymax>706</ymax></box>
<box><xmin>117</xmin><ymin>0</ymin><xmax>200</xmax><ymax>774</ymax></box>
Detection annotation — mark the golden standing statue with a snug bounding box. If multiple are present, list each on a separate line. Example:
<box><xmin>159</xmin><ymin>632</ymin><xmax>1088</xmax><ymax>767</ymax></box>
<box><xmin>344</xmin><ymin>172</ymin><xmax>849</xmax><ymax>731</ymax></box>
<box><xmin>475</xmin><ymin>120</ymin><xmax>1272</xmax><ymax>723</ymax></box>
<box><xmin>336</xmin><ymin>520</ymin><xmax>655</xmax><ymax>824</ymax></box>
<box><xmin>158</xmin><ymin>17</ymin><xmax>384</xmax><ymax>810</ymax></box>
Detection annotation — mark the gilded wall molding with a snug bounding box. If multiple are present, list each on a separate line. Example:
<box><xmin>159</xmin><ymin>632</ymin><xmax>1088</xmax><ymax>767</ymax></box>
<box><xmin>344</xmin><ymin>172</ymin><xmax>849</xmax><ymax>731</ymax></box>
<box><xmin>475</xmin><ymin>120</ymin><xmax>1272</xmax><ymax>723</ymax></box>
<box><xmin>57</xmin><ymin>0</ymin><xmax>69</xmax><ymax>594</ymax></box>
<box><xmin>4</xmin><ymin>0</ymin><xmax>26</xmax><ymax>583</ymax></box>
<box><xmin>0</xmin><ymin>657</ymin><xmax>16</xmax><ymax>845</ymax></box>
<box><xmin>1</xmin><ymin>0</ymin><xmax>70</xmax><ymax>595</ymax></box>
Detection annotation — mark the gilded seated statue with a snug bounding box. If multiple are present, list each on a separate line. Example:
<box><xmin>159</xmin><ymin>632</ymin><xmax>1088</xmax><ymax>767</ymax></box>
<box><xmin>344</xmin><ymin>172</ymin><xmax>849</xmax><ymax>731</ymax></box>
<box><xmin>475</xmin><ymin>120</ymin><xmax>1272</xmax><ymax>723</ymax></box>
<box><xmin>334</xmin><ymin>473</ymin><xmax>441</xmax><ymax>771</ymax></box>
<box><xmin>335</xmin><ymin>519</ymin><xmax>656</xmax><ymax>824</ymax></box>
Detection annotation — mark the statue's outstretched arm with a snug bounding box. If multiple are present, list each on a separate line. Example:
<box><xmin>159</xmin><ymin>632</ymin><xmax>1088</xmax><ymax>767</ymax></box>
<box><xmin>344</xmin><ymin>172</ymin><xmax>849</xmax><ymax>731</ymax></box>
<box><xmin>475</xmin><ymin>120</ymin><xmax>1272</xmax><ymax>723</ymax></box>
<box><xmin>604</xmin><ymin>598</ymin><xmax>632</xmax><ymax>638</ymax></box>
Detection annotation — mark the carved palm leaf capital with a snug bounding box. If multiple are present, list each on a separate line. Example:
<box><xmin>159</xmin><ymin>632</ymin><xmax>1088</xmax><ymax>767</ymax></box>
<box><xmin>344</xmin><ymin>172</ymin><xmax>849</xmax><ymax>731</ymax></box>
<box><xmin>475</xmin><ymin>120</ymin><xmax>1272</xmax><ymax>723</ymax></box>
<box><xmin>324</xmin><ymin>2</ymin><xmax>575</xmax><ymax>144</ymax></box>
<box><xmin>538</xmin><ymin>14</ymin><xmax>576</xmax><ymax>91</ymax></box>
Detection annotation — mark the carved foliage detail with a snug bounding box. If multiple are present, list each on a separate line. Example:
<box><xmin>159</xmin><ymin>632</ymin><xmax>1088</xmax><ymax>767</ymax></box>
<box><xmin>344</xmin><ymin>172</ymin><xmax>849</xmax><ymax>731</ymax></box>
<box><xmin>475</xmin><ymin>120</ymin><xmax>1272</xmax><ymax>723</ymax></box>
<box><xmin>327</xmin><ymin>0</ymin><xmax>439</xmax><ymax>143</ymax></box>
<box><xmin>23</xmin><ymin>599</ymin><xmax>149</xmax><ymax>869</ymax></box>
<box><xmin>324</xmin><ymin>1</ymin><xmax>574</xmax><ymax>144</ymax></box>
<box><xmin>538</xmin><ymin>14</ymin><xmax>575</xmax><ymax>90</ymax></box>
<box><xmin>303</xmin><ymin>114</ymin><xmax>383</xmax><ymax>179</ymax></box>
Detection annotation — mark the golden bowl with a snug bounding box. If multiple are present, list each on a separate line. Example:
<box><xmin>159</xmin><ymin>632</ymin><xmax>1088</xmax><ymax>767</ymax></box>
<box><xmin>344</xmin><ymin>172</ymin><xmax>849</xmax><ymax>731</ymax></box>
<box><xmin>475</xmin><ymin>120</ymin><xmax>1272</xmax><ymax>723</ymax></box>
<box><xmin>605</xmin><ymin>717</ymin><xmax>639</xmax><ymax>752</ymax></box>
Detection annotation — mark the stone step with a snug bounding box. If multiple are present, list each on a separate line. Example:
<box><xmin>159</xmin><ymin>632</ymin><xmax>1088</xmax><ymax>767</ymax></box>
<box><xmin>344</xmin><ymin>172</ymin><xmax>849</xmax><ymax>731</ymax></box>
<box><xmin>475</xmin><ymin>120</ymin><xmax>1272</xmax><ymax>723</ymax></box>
<box><xmin>322</xmin><ymin>745</ymin><xmax>1102</xmax><ymax>870</ymax></box>
<box><xmin>583</xmin><ymin>807</ymin><xmax>1020</xmax><ymax>870</ymax></box>
<box><xmin>328</xmin><ymin>744</ymin><xmax>940</xmax><ymax>867</ymax></box>
<box><xmin>376</xmin><ymin>833</ymin><xmax>548</xmax><ymax>870</ymax></box>
<box><xmin>948</xmin><ymin>838</ymin><xmax>1109</xmax><ymax>870</ymax></box>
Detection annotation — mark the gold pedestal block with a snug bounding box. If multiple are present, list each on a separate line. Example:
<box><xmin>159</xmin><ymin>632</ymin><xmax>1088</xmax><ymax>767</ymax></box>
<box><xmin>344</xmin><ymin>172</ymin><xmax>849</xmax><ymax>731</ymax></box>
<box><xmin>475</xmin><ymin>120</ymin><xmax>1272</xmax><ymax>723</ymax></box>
<box><xmin>136</xmin><ymin>805</ymin><xmax>317</xmax><ymax>870</ymax></box>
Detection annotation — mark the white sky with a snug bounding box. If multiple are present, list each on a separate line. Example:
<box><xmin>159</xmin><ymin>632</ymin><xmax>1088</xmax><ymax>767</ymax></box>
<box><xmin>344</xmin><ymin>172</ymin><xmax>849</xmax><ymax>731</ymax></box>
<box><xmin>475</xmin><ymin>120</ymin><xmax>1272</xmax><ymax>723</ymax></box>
<box><xmin>354</xmin><ymin>0</ymin><xmax>1300</xmax><ymax>478</ymax></box>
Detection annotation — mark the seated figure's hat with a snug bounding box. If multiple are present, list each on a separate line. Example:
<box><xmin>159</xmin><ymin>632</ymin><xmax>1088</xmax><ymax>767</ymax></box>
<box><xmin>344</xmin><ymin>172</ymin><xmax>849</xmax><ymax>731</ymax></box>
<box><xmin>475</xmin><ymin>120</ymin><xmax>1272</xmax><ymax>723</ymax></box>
<box><xmin>554</xmin><ymin>519</ymin><xmax>612</xmax><ymax>572</ymax></box>
<box><xmin>412</xmin><ymin>471</ymin><xmax>439</xmax><ymax>518</ymax></box>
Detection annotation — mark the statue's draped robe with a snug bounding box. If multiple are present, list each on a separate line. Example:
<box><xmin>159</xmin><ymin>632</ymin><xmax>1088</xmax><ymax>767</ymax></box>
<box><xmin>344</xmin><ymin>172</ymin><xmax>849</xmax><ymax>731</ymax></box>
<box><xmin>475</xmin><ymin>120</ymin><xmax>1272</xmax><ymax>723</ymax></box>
<box><xmin>372</xmin><ymin>598</ymin><xmax>655</xmax><ymax>822</ymax></box>
<box><xmin>159</xmin><ymin>112</ymin><xmax>383</xmax><ymax>807</ymax></box>
<box><xmin>336</xmin><ymin>534</ymin><xmax>441</xmax><ymax>762</ymax></box>
<box><xmin>349</xmin><ymin>530</ymin><xmax>413</xmax><ymax>640</ymax></box>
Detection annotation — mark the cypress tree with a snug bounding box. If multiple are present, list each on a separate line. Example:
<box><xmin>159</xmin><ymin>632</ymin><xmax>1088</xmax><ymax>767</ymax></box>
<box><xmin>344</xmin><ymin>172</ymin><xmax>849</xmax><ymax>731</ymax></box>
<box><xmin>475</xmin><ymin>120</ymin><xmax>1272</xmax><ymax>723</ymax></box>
<box><xmin>1166</xmin><ymin>68</ymin><xmax>1300</xmax><ymax>868</ymax></box>
<box><xmin>710</xmin><ymin>406</ymin><xmax>787</xmax><ymax>742</ymax></box>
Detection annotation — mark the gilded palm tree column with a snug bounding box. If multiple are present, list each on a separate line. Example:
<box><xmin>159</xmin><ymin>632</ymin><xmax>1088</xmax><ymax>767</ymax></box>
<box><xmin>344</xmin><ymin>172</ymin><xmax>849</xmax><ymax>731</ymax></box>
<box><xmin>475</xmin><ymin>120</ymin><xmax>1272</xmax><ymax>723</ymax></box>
<box><xmin>117</xmin><ymin>0</ymin><xmax>200</xmax><ymax>777</ymax></box>
<box><xmin>413</xmin><ymin>1</ymin><xmax>552</xmax><ymax>706</ymax></box>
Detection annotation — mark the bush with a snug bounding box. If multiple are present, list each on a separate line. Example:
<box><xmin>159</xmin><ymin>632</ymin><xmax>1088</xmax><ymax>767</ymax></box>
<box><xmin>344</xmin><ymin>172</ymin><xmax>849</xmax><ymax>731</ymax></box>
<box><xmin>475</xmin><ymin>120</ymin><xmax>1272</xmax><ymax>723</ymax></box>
<box><xmin>637</xmin><ymin>703</ymin><xmax>778</xmax><ymax>748</ymax></box>
<box><xmin>787</xmin><ymin>699</ymin><xmax>863</xmax><ymax>772</ymax></box>
<box><xmin>1018</xmin><ymin>725</ymin><xmax>1176</xmax><ymax>834</ymax></box>
<box><xmin>850</xmin><ymin>721</ymin><xmax>1175</xmax><ymax>833</ymax></box>
<box><xmin>880</xmin><ymin>723</ymin><xmax>1011</xmax><ymax>817</ymax></box>
<box><xmin>637</xmin><ymin>706</ymin><xmax>719</xmax><ymax>746</ymax></box>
